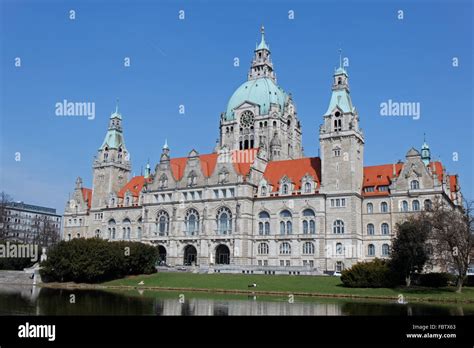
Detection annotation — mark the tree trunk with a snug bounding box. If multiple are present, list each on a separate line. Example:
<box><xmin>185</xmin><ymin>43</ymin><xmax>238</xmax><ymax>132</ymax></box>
<box><xmin>456</xmin><ymin>276</ymin><xmax>463</xmax><ymax>293</ymax></box>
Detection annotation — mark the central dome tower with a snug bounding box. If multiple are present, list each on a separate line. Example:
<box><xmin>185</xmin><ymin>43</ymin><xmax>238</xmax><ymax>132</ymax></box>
<box><xmin>218</xmin><ymin>26</ymin><xmax>303</xmax><ymax>160</ymax></box>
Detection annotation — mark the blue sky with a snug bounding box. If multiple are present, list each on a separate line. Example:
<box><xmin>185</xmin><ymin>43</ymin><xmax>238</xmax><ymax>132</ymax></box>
<box><xmin>1</xmin><ymin>0</ymin><xmax>472</xmax><ymax>212</ymax></box>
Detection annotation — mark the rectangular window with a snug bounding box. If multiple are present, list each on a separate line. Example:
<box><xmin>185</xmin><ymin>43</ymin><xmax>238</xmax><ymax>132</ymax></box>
<box><xmin>222</xmin><ymin>189</ymin><xmax>227</xmax><ymax>198</ymax></box>
<box><xmin>258</xmin><ymin>260</ymin><xmax>262</xmax><ymax>266</ymax></box>
<box><xmin>229</xmin><ymin>188</ymin><xmax>235</xmax><ymax>197</ymax></box>
<box><xmin>285</xmin><ymin>260</ymin><xmax>290</xmax><ymax>267</ymax></box>
<box><xmin>341</xmin><ymin>198</ymin><xmax>346</xmax><ymax>206</ymax></box>
<box><xmin>378</xmin><ymin>186</ymin><xmax>389</xmax><ymax>192</ymax></box>
<box><xmin>263</xmin><ymin>260</ymin><xmax>268</xmax><ymax>266</ymax></box>
<box><xmin>279</xmin><ymin>260</ymin><xmax>284</xmax><ymax>267</ymax></box>
<box><xmin>364</xmin><ymin>187</ymin><xmax>375</xmax><ymax>193</ymax></box>
<box><xmin>213</xmin><ymin>190</ymin><xmax>219</xmax><ymax>199</ymax></box>
<box><xmin>309</xmin><ymin>260</ymin><xmax>314</xmax><ymax>268</ymax></box>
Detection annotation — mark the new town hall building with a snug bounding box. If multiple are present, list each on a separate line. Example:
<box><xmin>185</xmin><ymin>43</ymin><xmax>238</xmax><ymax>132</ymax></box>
<box><xmin>63</xmin><ymin>28</ymin><xmax>462</xmax><ymax>274</ymax></box>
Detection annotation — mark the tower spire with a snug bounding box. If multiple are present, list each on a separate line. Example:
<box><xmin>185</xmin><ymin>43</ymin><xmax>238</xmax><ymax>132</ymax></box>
<box><xmin>248</xmin><ymin>26</ymin><xmax>276</xmax><ymax>81</ymax></box>
<box><xmin>339</xmin><ymin>48</ymin><xmax>342</xmax><ymax>69</ymax></box>
<box><xmin>421</xmin><ymin>133</ymin><xmax>431</xmax><ymax>166</ymax></box>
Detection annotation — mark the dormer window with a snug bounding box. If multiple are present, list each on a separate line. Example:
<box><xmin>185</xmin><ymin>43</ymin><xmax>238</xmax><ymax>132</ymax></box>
<box><xmin>304</xmin><ymin>182</ymin><xmax>312</xmax><ymax>193</ymax></box>
<box><xmin>282</xmin><ymin>184</ymin><xmax>288</xmax><ymax>194</ymax></box>
<box><xmin>410</xmin><ymin>180</ymin><xmax>420</xmax><ymax>190</ymax></box>
<box><xmin>261</xmin><ymin>186</ymin><xmax>267</xmax><ymax>196</ymax></box>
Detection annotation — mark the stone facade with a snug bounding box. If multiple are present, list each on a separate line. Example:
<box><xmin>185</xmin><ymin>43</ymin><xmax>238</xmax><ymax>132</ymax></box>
<box><xmin>63</xmin><ymin>28</ymin><xmax>462</xmax><ymax>273</ymax></box>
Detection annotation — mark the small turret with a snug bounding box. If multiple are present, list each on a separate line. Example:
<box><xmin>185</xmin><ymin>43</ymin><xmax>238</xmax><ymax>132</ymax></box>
<box><xmin>421</xmin><ymin>134</ymin><xmax>431</xmax><ymax>166</ymax></box>
<box><xmin>270</xmin><ymin>131</ymin><xmax>282</xmax><ymax>160</ymax></box>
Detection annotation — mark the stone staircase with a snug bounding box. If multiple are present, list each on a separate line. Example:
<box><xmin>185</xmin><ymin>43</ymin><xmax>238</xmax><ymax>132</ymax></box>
<box><xmin>0</xmin><ymin>269</ymin><xmax>41</xmax><ymax>285</ymax></box>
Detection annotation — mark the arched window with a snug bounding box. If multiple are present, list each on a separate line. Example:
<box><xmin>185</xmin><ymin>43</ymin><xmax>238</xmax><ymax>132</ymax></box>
<box><xmin>380</xmin><ymin>202</ymin><xmax>389</xmax><ymax>213</ymax></box>
<box><xmin>367</xmin><ymin>223</ymin><xmax>375</xmax><ymax>235</ymax></box>
<box><xmin>157</xmin><ymin>211</ymin><xmax>169</xmax><ymax>236</ymax></box>
<box><xmin>304</xmin><ymin>182</ymin><xmax>312</xmax><ymax>193</ymax></box>
<box><xmin>302</xmin><ymin>209</ymin><xmax>316</xmax><ymax>234</ymax></box>
<box><xmin>336</xmin><ymin>243</ymin><xmax>343</xmax><ymax>255</ymax></box>
<box><xmin>401</xmin><ymin>200</ymin><xmax>409</xmax><ymax>212</ymax></box>
<box><xmin>122</xmin><ymin>218</ymin><xmax>131</xmax><ymax>239</ymax></box>
<box><xmin>410</xmin><ymin>180</ymin><xmax>420</xmax><ymax>190</ymax></box>
<box><xmin>282</xmin><ymin>184</ymin><xmax>289</xmax><ymax>195</ymax></box>
<box><xmin>108</xmin><ymin>219</ymin><xmax>116</xmax><ymax>240</ymax></box>
<box><xmin>279</xmin><ymin>242</ymin><xmax>291</xmax><ymax>255</ymax></box>
<box><xmin>367</xmin><ymin>203</ymin><xmax>373</xmax><ymax>214</ymax></box>
<box><xmin>368</xmin><ymin>244</ymin><xmax>375</xmax><ymax>256</ymax></box>
<box><xmin>424</xmin><ymin>199</ymin><xmax>432</xmax><ymax>211</ymax></box>
<box><xmin>95</xmin><ymin>229</ymin><xmax>101</xmax><ymax>238</ymax></box>
<box><xmin>258</xmin><ymin>211</ymin><xmax>270</xmax><ymax>235</ymax></box>
<box><xmin>302</xmin><ymin>242</ymin><xmax>315</xmax><ymax>255</ymax></box>
<box><xmin>381</xmin><ymin>223</ymin><xmax>390</xmax><ymax>235</ymax></box>
<box><xmin>280</xmin><ymin>210</ymin><xmax>292</xmax><ymax>235</ymax></box>
<box><xmin>333</xmin><ymin>220</ymin><xmax>344</xmax><ymax>234</ymax></box>
<box><xmin>217</xmin><ymin>207</ymin><xmax>232</xmax><ymax>235</ymax></box>
<box><xmin>412</xmin><ymin>200</ymin><xmax>420</xmax><ymax>211</ymax></box>
<box><xmin>258</xmin><ymin>243</ymin><xmax>269</xmax><ymax>255</ymax></box>
<box><xmin>185</xmin><ymin>209</ymin><xmax>199</xmax><ymax>235</ymax></box>
<box><xmin>382</xmin><ymin>244</ymin><xmax>390</xmax><ymax>256</ymax></box>
<box><xmin>280</xmin><ymin>221</ymin><xmax>285</xmax><ymax>235</ymax></box>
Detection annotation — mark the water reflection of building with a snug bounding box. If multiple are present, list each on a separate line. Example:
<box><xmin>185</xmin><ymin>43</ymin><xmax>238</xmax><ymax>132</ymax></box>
<box><xmin>154</xmin><ymin>297</ymin><xmax>342</xmax><ymax>316</ymax></box>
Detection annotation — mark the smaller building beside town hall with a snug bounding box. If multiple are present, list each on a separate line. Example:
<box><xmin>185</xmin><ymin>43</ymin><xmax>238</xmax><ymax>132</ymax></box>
<box><xmin>1</xmin><ymin>202</ymin><xmax>62</xmax><ymax>244</ymax></box>
<box><xmin>63</xmin><ymin>28</ymin><xmax>462</xmax><ymax>274</ymax></box>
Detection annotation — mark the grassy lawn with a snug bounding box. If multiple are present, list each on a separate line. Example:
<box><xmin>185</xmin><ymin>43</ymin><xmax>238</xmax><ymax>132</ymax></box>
<box><xmin>102</xmin><ymin>272</ymin><xmax>474</xmax><ymax>303</ymax></box>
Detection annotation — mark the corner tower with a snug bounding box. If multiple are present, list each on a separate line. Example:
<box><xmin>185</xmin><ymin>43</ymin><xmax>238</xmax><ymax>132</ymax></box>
<box><xmin>319</xmin><ymin>58</ymin><xmax>364</xmax><ymax>194</ymax></box>
<box><xmin>91</xmin><ymin>102</ymin><xmax>131</xmax><ymax>208</ymax></box>
<box><xmin>219</xmin><ymin>26</ymin><xmax>303</xmax><ymax>160</ymax></box>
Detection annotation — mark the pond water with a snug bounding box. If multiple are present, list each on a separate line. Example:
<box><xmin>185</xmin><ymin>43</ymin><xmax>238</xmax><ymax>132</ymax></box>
<box><xmin>0</xmin><ymin>285</ymin><xmax>472</xmax><ymax>316</ymax></box>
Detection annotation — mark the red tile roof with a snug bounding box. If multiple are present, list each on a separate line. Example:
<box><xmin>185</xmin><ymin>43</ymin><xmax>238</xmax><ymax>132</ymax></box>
<box><xmin>231</xmin><ymin>149</ymin><xmax>258</xmax><ymax>177</ymax></box>
<box><xmin>263</xmin><ymin>157</ymin><xmax>321</xmax><ymax>192</ymax></box>
<box><xmin>449</xmin><ymin>175</ymin><xmax>458</xmax><ymax>194</ymax></box>
<box><xmin>362</xmin><ymin>163</ymin><xmax>403</xmax><ymax>196</ymax></box>
<box><xmin>169</xmin><ymin>149</ymin><xmax>258</xmax><ymax>181</ymax></box>
<box><xmin>428</xmin><ymin>161</ymin><xmax>444</xmax><ymax>181</ymax></box>
<box><xmin>118</xmin><ymin>176</ymin><xmax>151</xmax><ymax>198</ymax></box>
<box><xmin>81</xmin><ymin>188</ymin><xmax>92</xmax><ymax>209</ymax></box>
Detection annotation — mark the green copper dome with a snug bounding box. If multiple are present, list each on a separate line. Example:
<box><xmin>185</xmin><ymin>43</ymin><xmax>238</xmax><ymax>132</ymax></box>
<box><xmin>225</xmin><ymin>77</ymin><xmax>288</xmax><ymax>120</ymax></box>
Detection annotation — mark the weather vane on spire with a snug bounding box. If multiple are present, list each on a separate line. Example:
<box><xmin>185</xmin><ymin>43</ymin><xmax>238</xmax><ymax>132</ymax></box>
<box><xmin>115</xmin><ymin>98</ymin><xmax>119</xmax><ymax>114</ymax></box>
<box><xmin>261</xmin><ymin>25</ymin><xmax>265</xmax><ymax>35</ymax></box>
<box><xmin>338</xmin><ymin>48</ymin><xmax>343</xmax><ymax>69</ymax></box>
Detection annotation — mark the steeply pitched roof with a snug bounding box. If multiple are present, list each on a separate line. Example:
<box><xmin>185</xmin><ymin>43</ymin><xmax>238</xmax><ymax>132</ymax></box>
<box><xmin>169</xmin><ymin>149</ymin><xmax>258</xmax><ymax>181</ymax></box>
<box><xmin>362</xmin><ymin>163</ymin><xmax>403</xmax><ymax>196</ymax></box>
<box><xmin>263</xmin><ymin>157</ymin><xmax>321</xmax><ymax>192</ymax></box>
<box><xmin>81</xmin><ymin>188</ymin><xmax>92</xmax><ymax>209</ymax></box>
<box><xmin>117</xmin><ymin>176</ymin><xmax>150</xmax><ymax>198</ymax></box>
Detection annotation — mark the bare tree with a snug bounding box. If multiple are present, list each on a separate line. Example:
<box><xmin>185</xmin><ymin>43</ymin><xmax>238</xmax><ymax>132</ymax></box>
<box><xmin>0</xmin><ymin>192</ymin><xmax>13</xmax><ymax>241</ymax></box>
<box><xmin>419</xmin><ymin>198</ymin><xmax>474</xmax><ymax>293</ymax></box>
<box><xmin>31</xmin><ymin>215</ymin><xmax>61</xmax><ymax>248</ymax></box>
